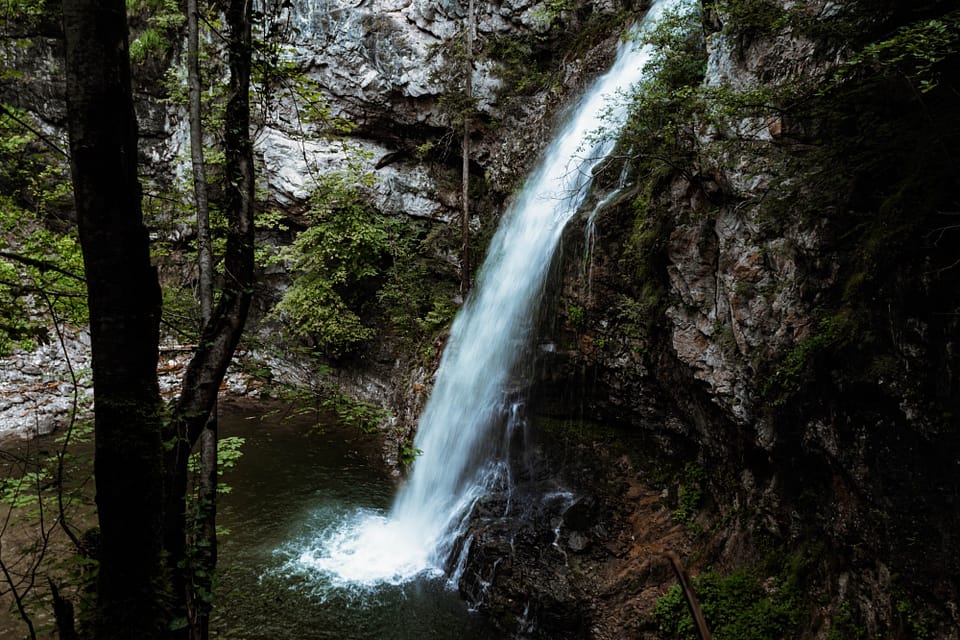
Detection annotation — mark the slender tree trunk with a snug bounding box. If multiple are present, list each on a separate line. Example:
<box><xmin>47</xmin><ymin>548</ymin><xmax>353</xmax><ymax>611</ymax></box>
<box><xmin>186</xmin><ymin>1</ymin><xmax>218</xmax><ymax>637</ymax></box>
<box><xmin>63</xmin><ymin>0</ymin><xmax>167</xmax><ymax>637</ymax></box>
<box><xmin>460</xmin><ymin>119</ymin><xmax>470</xmax><ymax>296</ymax></box>
<box><xmin>191</xmin><ymin>421</ymin><xmax>217</xmax><ymax>640</ymax></box>
<box><xmin>188</xmin><ymin>0</ymin><xmax>213</xmax><ymax>324</ymax></box>
<box><xmin>460</xmin><ymin>0</ymin><xmax>475</xmax><ymax>296</ymax></box>
<box><xmin>164</xmin><ymin>0</ymin><xmax>255</xmax><ymax>635</ymax></box>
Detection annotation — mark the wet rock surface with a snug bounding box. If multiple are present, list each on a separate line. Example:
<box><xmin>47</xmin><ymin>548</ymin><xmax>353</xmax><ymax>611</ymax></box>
<box><xmin>517</xmin><ymin>0</ymin><xmax>960</xmax><ymax>636</ymax></box>
<box><xmin>457</xmin><ymin>429</ymin><xmax>690</xmax><ymax>639</ymax></box>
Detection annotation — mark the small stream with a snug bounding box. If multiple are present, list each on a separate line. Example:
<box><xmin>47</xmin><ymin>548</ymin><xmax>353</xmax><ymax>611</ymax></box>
<box><xmin>211</xmin><ymin>405</ymin><xmax>498</xmax><ymax>639</ymax></box>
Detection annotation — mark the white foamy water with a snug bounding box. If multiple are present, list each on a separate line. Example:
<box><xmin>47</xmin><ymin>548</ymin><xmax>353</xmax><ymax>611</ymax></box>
<box><xmin>294</xmin><ymin>509</ymin><xmax>437</xmax><ymax>586</ymax></box>
<box><xmin>288</xmin><ymin>0</ymin><xmax>685</xmax><ymax>589</ymax></box>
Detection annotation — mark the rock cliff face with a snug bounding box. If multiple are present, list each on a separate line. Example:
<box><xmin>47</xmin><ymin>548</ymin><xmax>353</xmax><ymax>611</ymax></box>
<box><xmin>256</xmin><ymin>0</ymin><xmax>633</xmax><ymax>220</ymax></box>
<box><xmin>461</xmin><ymin>0</ymin><xmax>960</xmax><ymax>638</ymax></box>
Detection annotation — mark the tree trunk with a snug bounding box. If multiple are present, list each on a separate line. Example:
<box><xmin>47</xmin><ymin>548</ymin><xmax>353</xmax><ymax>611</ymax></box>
<box><xmin>186</xmin><ymin>1</ymin><xmax>218</xmax><ymax>637</ymax></box>
<box><xmin>460</xmin><ymin>0</ymin><xmax>475</xmax><ymax>296</ymax></box>
<box><xmin>188</xmin><ymin>0</ymin><xmax>213</xmax><ymax>324</ymax></box>
<box><xmin>62</xmin><ymin>0</ymin><xmax>167</xmax><ymax>637</ymax></box>
<box><xmin>164</xmin><ymin>0</ymin><xmax>255</xmax><ymax>634</ymax></box>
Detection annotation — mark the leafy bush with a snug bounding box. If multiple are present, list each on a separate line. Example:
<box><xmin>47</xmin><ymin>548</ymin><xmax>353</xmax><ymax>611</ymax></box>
<box><xmin>187</xmin><ymin>436</ymin><xmax>245</xmax><ymax>495</ymax></box>
<box><xmin>0</xmin><ymin>107</ymin><xmax>84</xmax><ymax>354</ymax></box>
<box><xmin>607</xmin><ymin>1</ymin><xmax>707</xmax><ymax>179</ymax></box>
<box><xmin>126</xmin><ymin>0</ymin><xmax>184</xmax><ymax>65</ymax></box>
<box><xmin>839</xmin><ymin>12</ymin><xmax>960</xmax><ymax>93</ymax></box>
<box><xmin>267</xmin><ymin>159</ymin><xmax>463</xmax><ymax>359</ymax></box>
<box><xmin>654</xmin><ymin>569</ymin><xmax>803</xmax><ymax>639</ymax></box>
<box><xmin>269</xmin><ymin>169</ymin><xmax>387</xmax><ymax>357</ymax></box>
<box><xmin>671</xmin><ymin>462</ymin><xmax>705</xmax><ymax>526</ymax></box>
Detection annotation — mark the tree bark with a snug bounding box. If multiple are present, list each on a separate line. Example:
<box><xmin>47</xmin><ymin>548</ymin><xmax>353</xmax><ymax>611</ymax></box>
<box><xmin>188</xmin><ymin>0</ymin><xmax>213</xmax><ymax>324</ymax></box>
<box><xmin>164</xmin><ymin>0</ymin><xmax>255</xmax><ymax>634</ymax></box>
<box><xmin>186</xmin><ymin>1</ymin><xmax>218</xmax><ymax>637</ymax></box>
<box><xmin>665</xmin><ymin>551</ymin><xmax>712</xmax><ymax>640</ymax></box>
<box><xmin>460</xmin><ymin>0</ymin><xmax>475</xmax><ymax>296</ymax></box>
<box><xmin>62</xmin><ymin>0</ymin><xmax>167</xmax><ymax>637</ymax></box>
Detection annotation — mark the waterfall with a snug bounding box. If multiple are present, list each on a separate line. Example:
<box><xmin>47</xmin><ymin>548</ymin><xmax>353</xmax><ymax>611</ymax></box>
<box><xmin>292</xmin><ymin>0</ymin><xmax>683</xmax><ymax>589</ymax></box>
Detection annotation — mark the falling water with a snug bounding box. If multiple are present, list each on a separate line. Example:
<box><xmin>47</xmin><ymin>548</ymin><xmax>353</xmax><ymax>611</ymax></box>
<box><xmin>290</xmin><ymin>0</ymin><xmax>683</xmax><ymax>590</ymax></box>
<box><xmin>582</xmin><ymin>162</ymin><xmax>631</xmax><ymax>301</ymax></box>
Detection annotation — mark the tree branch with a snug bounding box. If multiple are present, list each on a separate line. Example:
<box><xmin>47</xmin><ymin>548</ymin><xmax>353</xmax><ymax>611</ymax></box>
<box><xmin>0</xmin><ymin>251</ymin><xmax>86</xmax><ymax>282</ymax></box>
<box><xmin>0</xmin><ymin>104</ymin><xmax>69</xmax><ymax>158</ymax></box>
<box><xmin>664</xmin><ymin>551</ymin><xmax>712</xmax><ymax>640</ymax></box>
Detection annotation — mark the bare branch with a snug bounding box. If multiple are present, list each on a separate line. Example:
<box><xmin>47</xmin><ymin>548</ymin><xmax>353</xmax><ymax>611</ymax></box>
<box><xmin>0</xmin><ymin>104</ymin><xmax>69</xmax><ymax>158</ymax></box>
<box><xmin>0</xmin><ymin>251</ymin><xmax>86</xmax><ymax>283</ymax></box>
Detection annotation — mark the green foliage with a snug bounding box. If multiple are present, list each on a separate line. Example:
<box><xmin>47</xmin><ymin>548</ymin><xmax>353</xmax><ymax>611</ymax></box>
<box><xmin>709</xmin><ymin>3</ymin><xmax>960</xmax><ymax>410</ymax></box>
<box><xmin>530</xmin><ymin>0</ymin><xmax>574</xmax><ymax>29</ymax></box>
<box><xmin>126</xmin><ymin>0</ymin><xmax>183</xmax><ymax>66</ymax></box>
<box><xmin>0</xmin><ymin>471</ymin><xmax>47</xmax><ymax>510</ymax></box>
<box><xmin>0</xmin><ymin>106</ymin><xmax>72</xmax><ymax>212</ymax></box>
<box><xmin>838</xmin><ymin>11</ymin><xmax>960</xmax><ymax>93</ymax></box>
<box><xmin>567</xmin><ymin>304</ymin><xmax>585</xmax><ymax>327</ymax></box>
<box><xmin>1</xmin><ymin>0</ymin><xmax>45</xmax><ymax>19</ymax></box>
<box><xmin>160</xmin><ymin>283</ymin><xmax>202</xmax><ymax>340</ymax></box>
<box><xmin>611</xmin><ymin>0</ymin><xmax>798</xmax><ymax>188</ymax></box>
<box><xmin>129</xmin><ymin>27</ymin><xmax>166</xmax><ymax>63</ymax></box>
<box><xmin>487</xmin><ymin>32</ymin><xmax>553</xmax><ymax>95</ymax></box>
<box><xmin>894</xmin><ymin>595</ymin><xmax>936</xmax><ymax>640</ymax></box>
<box><xmin>485</xmin><ymin>1</ymin><xmax>635</xmax><ymax>97</ymax></box>
<box><xmin>321</xmin><ymin>395</ymin><xmax>389</xmax><ymax>433</ymax></box>
<box><xmin>0</xmin><ymin>0</ymin><xmax>49</xmax><ymax>45</ymax></box>
<box><xmin>765</xmin><ymin>308</ymin><xmax>857</xmax><ymax>403</ymax></box>
<box><xmin>187</xmin><ymin>436</ymin><xmax>245</xmax><ymax>495</ymax></box>
<box><xmin>1</xmin><ymin>445</ymin><xmax>90</xmax><ymax>511</ymax></box>
<box><xmin>714</xmin><ymin>0</ymin><xmax>792</xmax><ymax>42</ymax></box>
<box><xmin>269</xmin><ymin>167</ymin><xmax>388</xmax><ymax>357</ymax></box>
<box><xmin>437</xmin><ymin>91</ymin><xmax>480</xmax><ymax>128</ymax></box>
<box><xmin>398</xmin><ymin>440</ymin><xmax>422</xmax><ymax>466</ymax></box>
<box><xmin>0</xmin><ymin>107</ymin><xmax>84</xmax><ymax>354</ymax></box>
<box><xmin>612</xmin><ymin>0</ymin><xmax>959</xmax><ymax>419</ymax></box>
<box><xmin>605</xmin><ymin>1</ymin><xmax>707</xmax><ymax>181</ymax></box>
<box><xmin>827</xmin><ymin>601</ymin><xmax>865</xmax><ymax>640</ymax></box>
<box><xmin>161</xmin><ymin>57</ymin><xmax>228</xmax><ymax>136</ymax></box>
<box><xmin>375</xmin><ymin>217</ymin><xmax>461</xmax><ymax>344</ymax></box>
<box><xmin>713</xmin><ymin>0</ymin><xmax>857</xmax><ymax>44</ymax></box>
<box><xmin>252</xmin><ymin>34</ymin><xmax>355</xmax><ymax>134</ymax></box>
<box><xmin>426</xmin><ymin>24</ymin><xmax>484</xmax><ymax>132</ymax></box>
<box><xmin>255</xmin><ymin>208</ymin><xmax>289</xmax><ymax>233</ymax></box>
<box><xmin>417</xmin><ymin>297</ymin><xmax>458</xmax><ymax>335</ymax></box>
<box><xmin>615</xmin><ymin>191</ymin><xmax>670</xmax><ymax>342</ymax></box>
<box><xmin>413</xmin><ymin>141</ymin><xmax>435</xmax><ymax>162</ymax></box>
<box><xmin>0</xmin><ymin>427</ymin><xmax>97</xmax><ymax>625</ymax></box>
<box><xmin>654</xmin><ymin>567</ymin><xmax>803</xmax><ymax>639</ymax></box>
<box><xmin>671</xmin><ymin>462</ymin><xmax>705</xmax><ymax>526</ymax></box>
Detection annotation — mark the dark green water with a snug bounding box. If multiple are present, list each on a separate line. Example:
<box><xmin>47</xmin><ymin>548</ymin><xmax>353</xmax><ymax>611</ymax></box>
<box><xmin>212</xmin><ymin>405</ymin><xmax>500</xmax><ymax>640</ymax></box>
